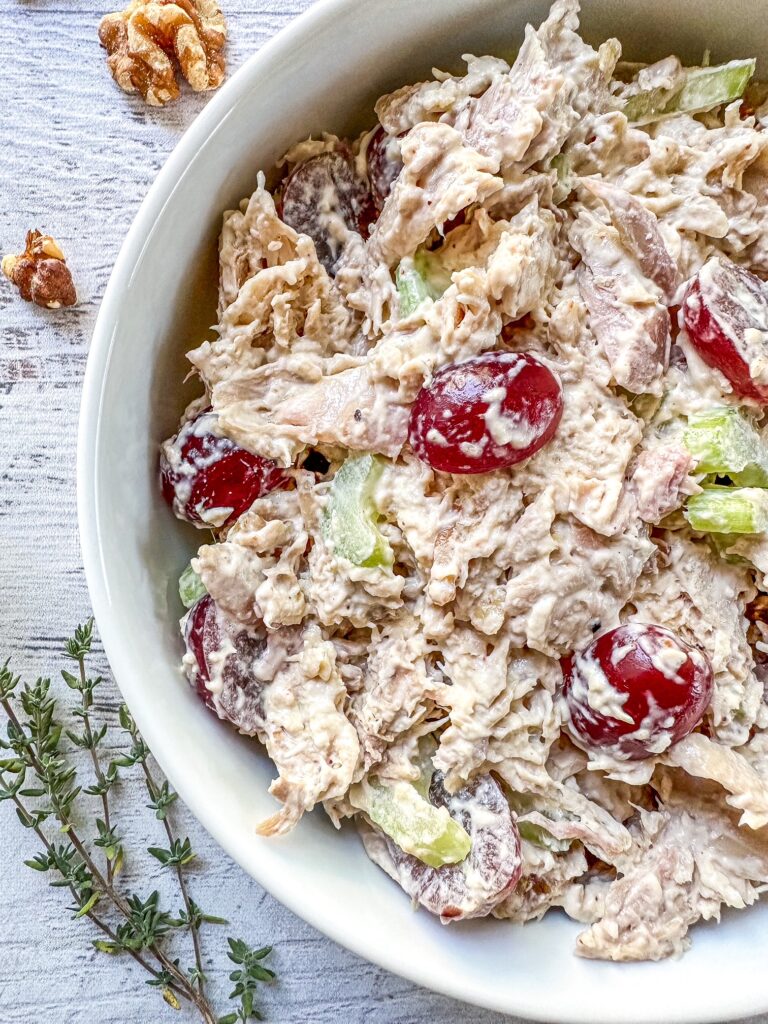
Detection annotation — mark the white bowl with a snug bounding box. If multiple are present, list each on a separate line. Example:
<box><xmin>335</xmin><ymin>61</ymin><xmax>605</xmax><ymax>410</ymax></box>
<box><xmin>78</xmin><ymin>2</ymin><xmax>768</xmax><ymax>1020</ymax></box>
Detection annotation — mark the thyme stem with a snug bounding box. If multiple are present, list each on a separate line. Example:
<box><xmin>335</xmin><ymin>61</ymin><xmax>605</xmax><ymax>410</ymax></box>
<box><xmin>76</xmin><ymin>654</ymin><xmax>114</xmax><ymax>883</ymax></box>
<box><xmin>142</xmin><ymin>756</ymin><xmax>207</xmax><ymax>995</ymax></box>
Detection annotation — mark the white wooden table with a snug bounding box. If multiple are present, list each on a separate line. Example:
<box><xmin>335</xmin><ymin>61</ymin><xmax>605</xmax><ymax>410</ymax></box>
<box><xmin>1</xmin><ymin>3</ymin><xmax>766</xmax><ymax>1022</ymax></box>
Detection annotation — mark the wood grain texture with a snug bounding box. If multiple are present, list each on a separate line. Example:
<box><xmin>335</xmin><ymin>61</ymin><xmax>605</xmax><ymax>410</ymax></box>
<box><xmin>0</xmin><ymin>4</ymin><xmax>766</xmax><ymax>1024</ymax></box>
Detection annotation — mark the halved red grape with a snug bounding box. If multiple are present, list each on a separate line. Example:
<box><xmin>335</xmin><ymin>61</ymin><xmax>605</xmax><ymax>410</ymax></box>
<box><xmin>563</xmin><ymin>623</ymin><xmax>713</xmax><ymax>760</ymax></box>
<box><xmin>361</xmin><ymin>771</ymin><xmax>522</xmax><ymax>923</ymax></box>
<box><xmin>408</xmin><ymin>352</ymin><xmax>563</xmax><ymax>474</ymax></box>
<box><xmin>183</xmin><ymin>594</ymin><xmax>267</xmax><ymax>732</ymax></box>
<box><xmin>160</xmin><ymin>410</ymin><xmax>288</xmax><ymax>529</ymax></box>
<box><xmin>682</xmin><ymin>256</ymin><xmax>768</xmax><ymax>402</ymax></box>
<box><xmin>366</xmin><ymin>125</ymin><xmax>403</xmax><ymax>212</ymax></box>
<box><xmin>281</xmin><ymin>151</ymin><xmax>374</xmax><ymax>273</ymax></box>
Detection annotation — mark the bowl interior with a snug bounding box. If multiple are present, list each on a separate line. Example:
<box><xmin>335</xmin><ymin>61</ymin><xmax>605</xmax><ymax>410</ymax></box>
<box><xmin>80</xmin><ymin>1</ymin><xmax>768</xmax><ymax>1021</ymax></box>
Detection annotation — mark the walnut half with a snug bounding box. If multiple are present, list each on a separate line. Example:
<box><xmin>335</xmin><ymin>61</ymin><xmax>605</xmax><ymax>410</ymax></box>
<box><xmin>2</xmin><ymin>231</ymin><xmax>77</xmax><ymax>309</ymax></box>
<box><xmin>99</xmin><ymin>0</ymin><xmax>227</xmax><ymax>106</ymax></box>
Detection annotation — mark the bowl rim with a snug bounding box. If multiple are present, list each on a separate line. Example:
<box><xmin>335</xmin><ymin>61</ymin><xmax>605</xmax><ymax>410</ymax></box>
<box><xmin>78</xmin><ymin>2</ymin><xmax>768</xmax><ymax>1021</ymax></box>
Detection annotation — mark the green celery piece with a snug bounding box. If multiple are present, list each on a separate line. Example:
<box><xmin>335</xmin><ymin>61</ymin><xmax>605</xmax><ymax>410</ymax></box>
<box><xmin>179</xmin><ymin>563</ymin><xmax>207</xmax><ymax>608</ymax></box>
<box><xmin>683</xmin><ymin>407</ymin><xmax>768</xmax><ymax>486</ymax></box>
<box><xmin>415</xmin><ymin>249</ymin><xmax>452</xmax><ymax>296</ymax></box>
<box><xmin>685</xmin><ymin>486</ymin><xmax>768</xmax><ymax>534</ymax></box>
<box><xmin>396</xmin><ymin>257</ymin><xmax>431</xmax><ymax>317</ymax></box>
<box><xmin>624</xmin><ymin>59</ymin><xmax>755</xmax><ymax>125</ymax></box>
<box><xmin>518</xmin><ymin>820</ymin><xmax>572</xmax><ymax>854</ymax></box>
<box><xmin>351</xmin><ymin>778</ymin><xmax>471</xmax><ymax>868</ymax></box>
<box><xmin>322</xmin><ymin>455</ymin><xmax>393</xmax><ymax>568</ymax></box>
<box><xmin>395</xmin><ymin>251</ymin><xmax>451</xmax><ymax>317</ymax></box>
<box><xmin>550</xmin><ymin>152</ymin><xmax>573</xmax><ymax>204</ymax></box>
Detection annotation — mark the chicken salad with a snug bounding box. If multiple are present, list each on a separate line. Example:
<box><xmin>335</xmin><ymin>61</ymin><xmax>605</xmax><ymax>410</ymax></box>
<box><xmin>159</xmin><ymin>0</ymin><xmax>768</xmax><ymax>961</ymax></box>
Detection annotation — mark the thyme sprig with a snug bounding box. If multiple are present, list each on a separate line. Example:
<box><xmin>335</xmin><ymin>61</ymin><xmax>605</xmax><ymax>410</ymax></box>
<box><xmin>0</xmin><ymin>621</ymin><xmax>275</xmax><ymax>1023</ymax></box>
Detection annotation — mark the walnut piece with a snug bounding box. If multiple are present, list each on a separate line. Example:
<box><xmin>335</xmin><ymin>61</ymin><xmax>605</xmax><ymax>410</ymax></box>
<box><xmin>2</xmin><ymin>231</ymin><xmax>77</xmax><ymax>309</ymax></box>
<box><xmin>99</xmin><ymin>0</ymin><xmax>226</xmax><ymax>106</ymax></box>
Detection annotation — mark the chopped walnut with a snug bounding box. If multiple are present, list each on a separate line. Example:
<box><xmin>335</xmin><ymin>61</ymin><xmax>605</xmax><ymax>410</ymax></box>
<box><xmin>2</xmin><ymin>231</ymin><xmax>77</xmax><ymax>309</ymax></box>
<box><xmin>99</xmin><ymin>0</ymin><xmax>226</xmax><ymax>106</ymax></box>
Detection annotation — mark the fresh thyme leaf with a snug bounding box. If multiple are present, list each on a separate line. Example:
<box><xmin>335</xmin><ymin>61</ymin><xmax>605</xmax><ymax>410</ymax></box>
<box><xmin>93</xmin><ymin>939</ymin><xmax>120</xmax><ymax>955</ymax></box>
<box><xmin>225</xmin><ymin>940</ymin><xmax>275</xmax><ymax>1021</ymax></box>
<box><xmin>61</xmin><ymin>670</ymin><xmax>81</xmax><ymax>691</ymax></box>
<box><xmin>74</xmin><ymin>892</ymin><xmax>101</xmax><ymax>918</ymax></box>
<box><xmin>147</xmin><ymin>780</ymin><xmax>178</xmax><ymax>820</ymax></box>
<box><xmin>149</xmin><ymin>837</ymin><xmax>195</xmax><ymax>868</ymax></box>
<box><xmin>63</xmin><ymin>619</ymin><xmax>94</xmax><ymax>661</ymax></box>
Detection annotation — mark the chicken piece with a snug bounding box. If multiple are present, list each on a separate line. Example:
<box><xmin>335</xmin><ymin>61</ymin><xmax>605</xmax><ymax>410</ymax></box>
<box><xmin>257</xmin><ymin>625</ymin><xmax>361</xmax><ymax>836</ymax></box>
<box><xmin>192</xmin><ymin>178</ymin><xmax>358</xmax><ymax>390</ymax></box>
<box><xmin>556</xmin><ymin>873</ymin><xmax>613</xmax><ymax>925</ymax></box>
<box><xmin>628</xmin><ymin>443</ymin><xmax>696</xmax><ymax>524</ymax></box>
<box><xmin>503</xmin><ymin>504</ymin><xmax>654</xmax><ymax>657</ymax></box>
<box><xmin>472</xmin><ymin>200</ymin><xmax>560</xmax><ymax>319</ymax></box>
<box><xmin>481</xmin><ymin>169</ymin><xmax>557</xmax><ymax>220</ymax></box>
<box><xmin>578</xmin><ymin>177</ymin><xmax>679</xmax><ymax>299</ymax></box>
<box><xmin>576</xmin><ymin>775</ymin><xmax>768</xmax><ymax>961</ymax></box>
<box><xmin>374</xmin><ymin>54</ymin><xmax>510</xmax><ymax>135</ymax></box>
<box><xmin>571</xmin><ymin>209</ymin><xmax>670</xmax><ymax>394</ymax></box>
<box><xmin>334</xmin><ymin>232</ymin><xmax>397</xmax><ymax>337</ymax></box>
<box><xmin>367</xmin><ymin>122</ymin><xmax>503</xmax><ymax>267</ymax></box>
<box><xmin>493</xmin><ymin>769</ymin><xmax>633</xmax><ymax>864</ymax></box>
<box><xmin>629</xmin><ymin>533</ymin><xmax>760</xmax><ymax>746</ymax></box>
<box><xmin>370</xmin><ymin>717</ymin><xmax>445</xmax><ymax>787</ymax></box>
<box><xmin>722</xmin><ymin>533</ymin><xmax>768</xmax><ymax>590</ymax></box>
<box><xmin>664</xmin><ymin>733</ymin><xmax>768</xmax><ymax>830</ymax></box>
<box><xmin>483</xmin><ymin>684</ymin><xmax>563</xmax><ymax>791</ymax></box>
<box><xmin>369</xmin><ymin>289</ymin><xmax>500</xmax><ymax>401</ymax></box>
<box><xmin>436</xmin><ymin>626</ymin><xmax>557</xmax><ymax>786</ymax></box>
<box><xmin>376</xmin><ymin>454</ymin><xmax>448</xmax><ymax>571</ymax></box>
<box><xmin>574</xmin><ymin>768</ymin><xmax>656</xmax><ymax>823</ymax></box>
<box><xmin>514</xmin><ymin>371</ymin><xmax>643</xmax><ymax>536</ymax></box>
<box><xmin>211</xmin><ymin>355</ymin><xmax>411</xmax><ymax>466</ymax></box>
<box><xmin>651</xmin><ymin>115</ymin><xmax>768</xmax><ymax>268</ymax></box>
<box><xmin>494</xmin><ymin>842</ymin><xmax>588</xmax><ymax>923</ymax></box>
<box><xmin>456</xmin><ymin>0</ymin><xmax>619</xmax><ymax>173</ymax></box>
<box><xmin>351</xmin><ymin>614</ymin><xmax>438</xmax><ymax>770</ymax></box>
<box><xmin>194</xmin><ymin>488</ymin><xmax>307</xmax><ymax>630</ymax></box>
<box><xmin>428</xmin><ymin>473</ymin><xmax>525</xmax><ymax>607</ymax></box>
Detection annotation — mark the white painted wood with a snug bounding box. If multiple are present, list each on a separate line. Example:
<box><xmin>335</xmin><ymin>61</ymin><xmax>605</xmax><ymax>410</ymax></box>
<box><xmin>0</xmin><ymin>4</ymin><xmax>765</xmax><ymax>1022</ymax></box>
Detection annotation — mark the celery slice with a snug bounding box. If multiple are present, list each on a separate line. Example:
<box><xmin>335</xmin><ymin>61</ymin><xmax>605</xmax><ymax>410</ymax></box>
<box><xmin>517</xmin><ymin>820</ymin><xmax>572</xmax><ymax>854</ymax></box>
<box><xmin>550</xmin><ymin>152</ymin><xmax>573</xmax><ymax>205</ymax></box>
<box><xmin>395</xmin><ymin>251</ymin><xmax>451</xmax><ymax>317</ymax></box>
<box><xmin>683</xmin><ymin>407</ymin><xmax>768</xmax><ymax>487</ymax></box>
<box><xmin>322</xmin><ymin>455</ymin><xmax>393</xmax><ymax>568</ymax></box>
<box><xmin>684</xmin><ymin>486</ymin><xmax>768</xmax><ymax>534</ymax></box>
<box><xmin>350</xmin><ymin>778</ymin><xmax>471</xmax><ymax>868</ymax></box>
<box><xmin>396</xmin><ymin>257</ymin><xmax>431</xmax><ymax>317</ymax></box>
<box><xmin>179</xmin><ymin>563</ymin><xmax>207</xmax><ymax>608</ymax></box>
<box><xmin>624</xmin><ymin>59</ymin><xmax>755</xmax><ymax>125</ymax></box>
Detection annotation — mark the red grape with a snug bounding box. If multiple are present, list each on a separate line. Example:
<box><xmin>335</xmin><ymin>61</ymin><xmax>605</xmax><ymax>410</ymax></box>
<box><xmin>364</xmin><ymin>772</ymin><xmax>522</xmax><ymax>922</ymax></box>
<box><xmin>366</xmin><ymin>125</ymin><xmax>403</xmax><ymax>212</ymax></box>
<box><xmin>160</xmin><ymin>410</ymin><xmax>288</xmax><ymax>529</ymax></box>
<box><xmin>408</xmin><ymin>352</ymin><xmax>563</xmax><ymax>474</ymax></box>
<box><xmin>281</xmin><ymin>151</ymin><xmax>374</xmax><ymax>273</ymax></box>
<box><xmin>563</xmin><ymin>623</ymin><xmax>713</xmax><ymax>760</ymax></box>
<box><xmin>183</xmin><ymin>594</ymin><xmax>268</xmax><ymax>733</ymax></box>
<box><xmin>682</xmin><ymin>256</ymin><xmax>768</xmax><ymax>402</ymax></box>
